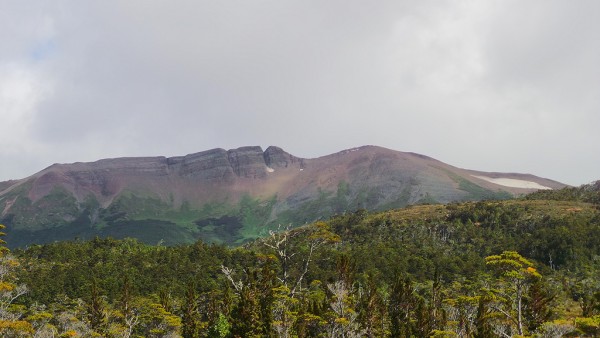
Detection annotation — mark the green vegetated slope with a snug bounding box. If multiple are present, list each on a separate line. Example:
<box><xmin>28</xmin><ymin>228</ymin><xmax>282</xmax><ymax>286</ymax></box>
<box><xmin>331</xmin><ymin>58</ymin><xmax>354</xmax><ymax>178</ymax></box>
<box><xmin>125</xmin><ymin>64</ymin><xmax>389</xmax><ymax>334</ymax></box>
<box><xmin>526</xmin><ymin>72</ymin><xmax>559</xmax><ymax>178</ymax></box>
<box><xmin>7</xmin><ymin>185</ymin><xmax>600</xmax><ymax>337</ymax></box>
<box><xmin>2</xmin><ymin>188</ymin><xmax>279</xmax><ymax>248</ymax></box>
<box><xmin>2</xmin><ymin>177</ymin><xmax>516</xmax><ymax>249</ymax></box>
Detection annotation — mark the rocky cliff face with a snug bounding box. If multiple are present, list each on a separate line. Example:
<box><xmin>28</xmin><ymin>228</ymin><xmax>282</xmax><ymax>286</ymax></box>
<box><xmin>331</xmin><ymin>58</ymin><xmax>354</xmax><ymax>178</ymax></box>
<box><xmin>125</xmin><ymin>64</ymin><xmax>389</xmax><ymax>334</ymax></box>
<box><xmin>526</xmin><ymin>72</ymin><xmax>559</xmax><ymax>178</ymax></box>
<box><xmin>263</xmin><ymin>146</ymin><xmax>305</xmax><ymax>169</ymax></box>
<box><xmin>10</xmin><ymin>146</ymin><xmax>293</xmax><ymax>206</ymax></box>
<box><xmin>0</xmin><ymin>145</ymin><xmax>568</xmax><ymax>248</ymax></box>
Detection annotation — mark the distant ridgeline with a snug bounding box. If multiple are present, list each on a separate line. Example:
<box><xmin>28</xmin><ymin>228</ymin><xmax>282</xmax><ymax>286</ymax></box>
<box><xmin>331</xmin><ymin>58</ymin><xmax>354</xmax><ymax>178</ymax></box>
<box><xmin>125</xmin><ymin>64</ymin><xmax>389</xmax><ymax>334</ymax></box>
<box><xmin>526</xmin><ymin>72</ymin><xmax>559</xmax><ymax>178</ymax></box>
<box><xmin>526</xmin><ymin>180</ymin><xmax>600</xmax><ymax>204</ymax></box>
<box><xmin>0</xmin><ymin>145</ymin><xmax>566</xmax><ymax>248</ymax></box>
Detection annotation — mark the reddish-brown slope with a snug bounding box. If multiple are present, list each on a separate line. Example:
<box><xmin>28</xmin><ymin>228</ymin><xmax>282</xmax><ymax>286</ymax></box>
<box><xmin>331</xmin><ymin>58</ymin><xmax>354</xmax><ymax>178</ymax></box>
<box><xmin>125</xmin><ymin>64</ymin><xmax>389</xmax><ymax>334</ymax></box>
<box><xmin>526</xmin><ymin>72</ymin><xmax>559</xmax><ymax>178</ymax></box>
<box><xmin>0</xmin><ymin>145</ymin><xmax>567</xmax><ymax>215</ymax></box>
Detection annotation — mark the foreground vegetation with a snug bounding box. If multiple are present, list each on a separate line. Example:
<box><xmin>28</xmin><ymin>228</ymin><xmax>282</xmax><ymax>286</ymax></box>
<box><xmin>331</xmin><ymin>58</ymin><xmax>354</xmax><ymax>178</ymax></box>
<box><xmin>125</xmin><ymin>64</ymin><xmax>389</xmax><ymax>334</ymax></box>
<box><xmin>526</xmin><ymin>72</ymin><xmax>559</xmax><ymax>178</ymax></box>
<box><xmin>1</xmin><ymin>184</ymin><xmax>600</xmax><ymax>337</ymax></box>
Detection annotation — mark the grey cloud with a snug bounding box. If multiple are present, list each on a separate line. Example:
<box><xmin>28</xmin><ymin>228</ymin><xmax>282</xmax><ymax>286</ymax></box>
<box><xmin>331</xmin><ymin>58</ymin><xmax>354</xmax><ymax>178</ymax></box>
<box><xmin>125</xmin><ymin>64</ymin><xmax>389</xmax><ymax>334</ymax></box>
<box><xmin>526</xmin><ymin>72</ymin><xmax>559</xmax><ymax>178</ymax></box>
<box><xmin>0</xmin><ymin>1</ymin><xmax>598</xmax><ymax>185</ymax></box>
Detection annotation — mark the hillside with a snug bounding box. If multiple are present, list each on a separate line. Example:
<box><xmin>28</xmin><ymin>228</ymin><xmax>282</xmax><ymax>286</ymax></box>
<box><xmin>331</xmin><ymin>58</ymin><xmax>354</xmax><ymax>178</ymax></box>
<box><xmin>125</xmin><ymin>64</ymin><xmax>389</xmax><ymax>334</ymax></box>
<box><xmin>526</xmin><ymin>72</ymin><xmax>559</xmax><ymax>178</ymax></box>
<box><xmin>0</xmin><ymin>145</ymin><xmax>566</xmax><ymax>248</ymax></box>
<box><xmin>11</xmin><ymin>193</ymin><xmax>600</xmax><ymax>337</ymax></box>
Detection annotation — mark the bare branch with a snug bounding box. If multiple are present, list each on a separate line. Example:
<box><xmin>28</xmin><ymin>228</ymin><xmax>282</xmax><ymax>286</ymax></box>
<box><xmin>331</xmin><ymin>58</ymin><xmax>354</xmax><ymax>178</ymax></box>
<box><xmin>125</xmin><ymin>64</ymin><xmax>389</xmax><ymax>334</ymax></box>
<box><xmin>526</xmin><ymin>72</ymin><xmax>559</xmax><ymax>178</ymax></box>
<box><xmin>221</xmin><ymin>265</ymin><xmax>243</xmax><ymax>293</ymax></box>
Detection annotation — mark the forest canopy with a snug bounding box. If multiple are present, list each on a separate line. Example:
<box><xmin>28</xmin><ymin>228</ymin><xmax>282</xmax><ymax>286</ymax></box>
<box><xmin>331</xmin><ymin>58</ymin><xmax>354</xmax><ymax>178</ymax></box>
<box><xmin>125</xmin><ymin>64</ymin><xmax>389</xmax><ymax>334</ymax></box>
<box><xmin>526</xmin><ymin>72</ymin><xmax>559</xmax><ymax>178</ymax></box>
<box><xmin>1</xmin><ymin>185</ymin><xmax>600</xmax><ymax>337</ymax></box>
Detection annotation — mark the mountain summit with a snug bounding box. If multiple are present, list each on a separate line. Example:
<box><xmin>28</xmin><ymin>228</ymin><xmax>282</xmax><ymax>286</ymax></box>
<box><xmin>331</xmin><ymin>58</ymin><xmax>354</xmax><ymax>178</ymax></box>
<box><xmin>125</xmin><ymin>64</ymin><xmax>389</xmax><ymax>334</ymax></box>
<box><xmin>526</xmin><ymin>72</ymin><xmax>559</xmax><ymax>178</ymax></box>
<box><xmin>0</xmin><ymin>145</ymin><xmax>566</xmax><ymax>247</ymax></box>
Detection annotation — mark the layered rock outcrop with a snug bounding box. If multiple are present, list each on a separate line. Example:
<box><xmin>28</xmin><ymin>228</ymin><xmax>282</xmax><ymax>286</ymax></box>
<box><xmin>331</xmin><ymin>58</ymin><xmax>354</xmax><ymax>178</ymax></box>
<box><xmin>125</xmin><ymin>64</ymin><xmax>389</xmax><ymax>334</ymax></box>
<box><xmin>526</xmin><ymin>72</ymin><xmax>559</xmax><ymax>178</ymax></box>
<box><xmin>263</xmin><ymin>146</ymin><xmax>305</xmax><ymax>169</ymax></box>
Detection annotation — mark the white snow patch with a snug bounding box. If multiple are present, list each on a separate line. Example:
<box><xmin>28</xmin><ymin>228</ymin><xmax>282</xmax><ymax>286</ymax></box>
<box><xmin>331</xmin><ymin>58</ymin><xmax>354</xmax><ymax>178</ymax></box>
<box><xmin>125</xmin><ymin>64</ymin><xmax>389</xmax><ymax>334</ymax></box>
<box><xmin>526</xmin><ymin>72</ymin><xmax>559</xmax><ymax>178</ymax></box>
<box><xmin>340</xmin><ymin>148</ymin><xmax>361</xmax><ymax>155</ymax></box>
<box><xmin>471</xmin><ymin>175</ymin><xmax>552</xmax><ymax>190</ymax></box>
<box><xmin>266</xmin><ymin>166</ymin><xmax>275</xmax><ymax>173</ymax></box>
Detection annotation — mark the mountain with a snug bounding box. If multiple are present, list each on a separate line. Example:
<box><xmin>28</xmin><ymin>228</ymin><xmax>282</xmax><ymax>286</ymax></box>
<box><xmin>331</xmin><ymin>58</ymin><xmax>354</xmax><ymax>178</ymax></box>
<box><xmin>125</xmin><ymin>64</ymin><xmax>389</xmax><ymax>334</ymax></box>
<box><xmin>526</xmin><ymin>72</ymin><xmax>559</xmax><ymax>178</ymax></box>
<box><xmin>0</xmin><ymin>145</ymin><xmax>566</xmax><ymax>248</ymax></box>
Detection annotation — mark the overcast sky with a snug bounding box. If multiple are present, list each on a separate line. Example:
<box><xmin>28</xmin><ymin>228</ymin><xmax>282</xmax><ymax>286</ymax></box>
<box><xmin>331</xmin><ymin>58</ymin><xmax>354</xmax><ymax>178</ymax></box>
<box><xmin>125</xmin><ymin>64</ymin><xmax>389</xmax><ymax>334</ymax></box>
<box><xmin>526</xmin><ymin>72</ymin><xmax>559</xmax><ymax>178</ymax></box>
<box><xmin>1</xmin><ymin>1</ymin><xmax>599</xmax><ymax>186</ymax></box>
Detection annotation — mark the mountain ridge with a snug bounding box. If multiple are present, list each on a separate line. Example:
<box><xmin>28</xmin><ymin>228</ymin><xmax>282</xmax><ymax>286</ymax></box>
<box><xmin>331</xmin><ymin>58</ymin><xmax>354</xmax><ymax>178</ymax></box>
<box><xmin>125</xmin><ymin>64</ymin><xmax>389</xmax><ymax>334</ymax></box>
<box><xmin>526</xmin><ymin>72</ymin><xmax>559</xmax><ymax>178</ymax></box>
<box><xmin>0</xmin><ymin>145</ymin><xmax>568</xmax><ymax>247</ymax></box>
